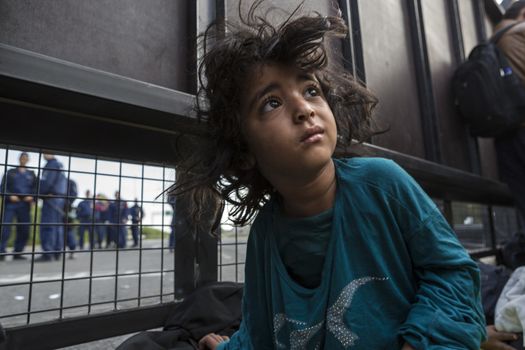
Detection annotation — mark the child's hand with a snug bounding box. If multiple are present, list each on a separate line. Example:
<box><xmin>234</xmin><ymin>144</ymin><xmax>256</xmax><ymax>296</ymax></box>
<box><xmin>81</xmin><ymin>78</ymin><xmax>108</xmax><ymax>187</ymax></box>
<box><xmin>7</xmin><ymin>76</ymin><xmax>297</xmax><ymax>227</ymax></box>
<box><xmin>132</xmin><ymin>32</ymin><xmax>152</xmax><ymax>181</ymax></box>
<box><xmin>401</xmin><ymin>343</ymin><xmax>415</xmax><ymax>350</ymax></box>
<box><xmin>198</xmin><ymin>333</ymin><xmax>230</xmax><ymax>350</ymax></box>
<box><xmin>481</xmin><ymin>325</ymin><xmax>518</xmax><ymax>350</ymax></box>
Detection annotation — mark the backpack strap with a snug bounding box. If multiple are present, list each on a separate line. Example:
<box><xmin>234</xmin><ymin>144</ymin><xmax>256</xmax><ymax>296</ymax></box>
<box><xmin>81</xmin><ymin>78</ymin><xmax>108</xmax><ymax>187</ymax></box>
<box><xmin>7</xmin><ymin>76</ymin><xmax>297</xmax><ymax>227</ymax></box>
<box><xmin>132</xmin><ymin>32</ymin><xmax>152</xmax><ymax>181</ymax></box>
<box><xmin>490</xmin><ymin>22</ymin><xmax>521</xmax><ymax>44</ymax></box>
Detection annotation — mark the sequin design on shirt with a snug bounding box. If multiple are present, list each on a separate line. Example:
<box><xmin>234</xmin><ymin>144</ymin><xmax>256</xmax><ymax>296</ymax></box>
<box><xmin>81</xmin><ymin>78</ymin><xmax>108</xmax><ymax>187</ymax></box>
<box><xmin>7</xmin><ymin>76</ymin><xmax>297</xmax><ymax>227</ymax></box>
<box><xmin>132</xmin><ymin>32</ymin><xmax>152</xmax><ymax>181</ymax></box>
<box><xmin>273</xmin><ymin>276</ymin><xmax>388</xmax><ymax>349</ymax></box>
<box><xmin>274</xmin><ymin>313</ymin><xmax>325</xmax><ymax>350</ymax></box>
<box><xmin>327</xmin><ymin>276</ymin><xmax>389</xmax><ymax>347</ymax></box>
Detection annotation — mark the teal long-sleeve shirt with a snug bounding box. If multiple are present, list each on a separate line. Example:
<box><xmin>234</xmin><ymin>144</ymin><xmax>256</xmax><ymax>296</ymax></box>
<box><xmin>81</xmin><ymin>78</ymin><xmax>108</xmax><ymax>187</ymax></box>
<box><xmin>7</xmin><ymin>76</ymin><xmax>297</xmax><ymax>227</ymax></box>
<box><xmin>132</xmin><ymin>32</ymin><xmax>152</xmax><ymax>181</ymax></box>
<box><xmin>218</xmin><ymin>157</ymin><xmax>486</xmax><ymax>349</ymax></box>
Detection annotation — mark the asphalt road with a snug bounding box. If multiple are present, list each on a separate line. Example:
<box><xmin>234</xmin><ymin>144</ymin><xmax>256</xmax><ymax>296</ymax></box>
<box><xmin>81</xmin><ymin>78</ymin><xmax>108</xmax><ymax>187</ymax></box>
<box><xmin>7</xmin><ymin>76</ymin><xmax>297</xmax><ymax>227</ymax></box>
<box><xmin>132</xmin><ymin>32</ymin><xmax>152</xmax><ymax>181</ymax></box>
<box><xmin>0</xmin><ymin>238</ymin><xmax>247</xmax><ymax>349</ymax></box>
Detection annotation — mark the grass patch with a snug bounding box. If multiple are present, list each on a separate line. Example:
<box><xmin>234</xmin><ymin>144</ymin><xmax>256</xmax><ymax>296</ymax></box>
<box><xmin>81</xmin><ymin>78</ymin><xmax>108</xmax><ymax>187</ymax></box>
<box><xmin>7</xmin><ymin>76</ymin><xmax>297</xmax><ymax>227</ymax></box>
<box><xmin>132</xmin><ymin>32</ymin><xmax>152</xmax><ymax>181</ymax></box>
<box><xmin>141</xmin><ymin>226</ymin><xmax>166</xmax><ymax>239</ymax></box>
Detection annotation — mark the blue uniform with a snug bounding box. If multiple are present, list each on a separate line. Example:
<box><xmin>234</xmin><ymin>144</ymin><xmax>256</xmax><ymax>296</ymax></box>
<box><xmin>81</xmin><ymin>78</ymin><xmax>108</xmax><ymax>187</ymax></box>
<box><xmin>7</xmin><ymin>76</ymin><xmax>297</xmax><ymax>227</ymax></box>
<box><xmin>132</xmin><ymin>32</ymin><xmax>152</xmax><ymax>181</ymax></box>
<box><xmin>129</xmin><ymin>204</ymin><xmax>143</xmax><ymax>247</ymax></box>
<box><xmin>64</xmin><ymin>179</ymin><xmax>78</xmax><ymax>251</ymax></box>
<box><xmin>0</xmin><ymin>167</ymin><xmax>37</xmax><ymax>254</ymax></box>
<box><xmin>76</xmin><ymin>199</ymin><xmax>94</xmax><ymax>249</ymax></box>
<box><xmin>108</xmin><ymin>200</ymin><xmax>128</xmax><ymax>248</ymax></box>
<box><xmin>94</xmin><ymin>201</ymin><xmax>108</xmax><ymax>248</ymax></box>
<box><xmin>218</xmin><ymin>158</ymin><xmax>485</xmax><ymax>350</ymax></box>
<box><xmin>39</xmin><ymin>158</ymin><xmax>67</xmax><ymax>260</ymax></box>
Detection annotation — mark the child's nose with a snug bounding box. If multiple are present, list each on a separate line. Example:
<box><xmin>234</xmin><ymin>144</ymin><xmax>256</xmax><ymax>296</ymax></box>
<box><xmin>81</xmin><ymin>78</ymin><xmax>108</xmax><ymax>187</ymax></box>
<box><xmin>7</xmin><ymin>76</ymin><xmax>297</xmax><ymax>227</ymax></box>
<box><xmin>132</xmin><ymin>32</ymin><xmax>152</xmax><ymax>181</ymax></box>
<box><xmin>293</xmin><ymin>100</ymin><xmax>315</xmax><ymax>124</ymax></box>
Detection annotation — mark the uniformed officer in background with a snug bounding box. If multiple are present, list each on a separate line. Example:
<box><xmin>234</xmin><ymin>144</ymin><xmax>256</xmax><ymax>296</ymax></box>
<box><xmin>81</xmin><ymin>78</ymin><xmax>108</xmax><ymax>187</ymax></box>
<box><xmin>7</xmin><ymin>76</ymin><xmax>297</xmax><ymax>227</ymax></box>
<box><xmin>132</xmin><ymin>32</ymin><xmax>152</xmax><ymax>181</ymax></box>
<box><xmin>64</xmin><ymin>178</ymin><xmax>78</xmax><ymax>259</ymax></box>
<box><xmin>129</xmin><ymin>199</ymin><xmax>144</xmax><ymax>248</ymax></box>
<box><xmin>36</xmin><ymin>153</ymin><xmax>67</xmax><ymax>262</ymax></box>
<box><xmin>94</xmin><ymin>193</ymin><xmax>109</xmax><ymax>249</ymax></box>
<box><xmin>108</xmin><ymin>191</ymin><xmax>128</xmax><ymax>248</ymax></box>
<box><xmin>76</xmin><ymin>190</ymin><xmax>94</xmax><ymax>249</ymax></box>
<box><xmin>0</xmin><ymin>152</ymin><xmax>37</xmax><ymax>261</ymax></box>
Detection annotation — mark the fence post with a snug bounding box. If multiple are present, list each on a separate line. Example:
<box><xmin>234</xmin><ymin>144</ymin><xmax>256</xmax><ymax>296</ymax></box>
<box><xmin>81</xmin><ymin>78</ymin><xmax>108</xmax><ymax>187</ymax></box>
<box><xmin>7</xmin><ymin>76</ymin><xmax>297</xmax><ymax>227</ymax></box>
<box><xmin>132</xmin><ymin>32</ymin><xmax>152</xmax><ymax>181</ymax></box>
<box><xmin>174</xmin><ymin>185</ymin><xmax>219</xmax><ymax>299</ymax></box>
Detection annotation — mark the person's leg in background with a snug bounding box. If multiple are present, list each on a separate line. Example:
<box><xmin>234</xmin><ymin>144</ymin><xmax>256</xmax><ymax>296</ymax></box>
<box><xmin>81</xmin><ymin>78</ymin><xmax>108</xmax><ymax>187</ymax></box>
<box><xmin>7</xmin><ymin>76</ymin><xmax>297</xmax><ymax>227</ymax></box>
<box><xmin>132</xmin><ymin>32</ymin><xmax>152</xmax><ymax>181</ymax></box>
<box><xmin>76</xmin><ymin>222</ymin><xmax>84</xmax><ymax>250</ymax></box>
<box><xmin>96</xmin><ymin>222</ymin><xmax>105</xmax><ymax>248</ymax></box>
<box><xmin>118</xmin><ymin>225</ymin><xmax>127</xmax><ymax>248</ymax></box>
<box><xmin>0</xmin><ymin>203</ymin><xmax>16</xmax><ymax>260</ymax></box>
<box><xmin>51</xmin><ymin>198</ymin><xmax>65</xmax><ymax>261</ymax></box>
<box><xmin>131</xmin><ymin>223</ymin><xmax>139</xmax><ymax>247</ymax></box>
<box><xmin>38</xmin><ymin>200</ymin><xmax>54</xmax><ymax>261</ymax></box>
<box><xmin>81</xmin><ymin>221</ymin><xmax>95</xmax><ymax>249</ymax></box>
<box><xmin>66</xmin><ymin>224</ymin><xmax>77</xmax><ymax>259</ymax></box>
<box><xmin>13</xmin><ymin>201</ymin><xmax>31</xmax><ymax>259</ymax></box>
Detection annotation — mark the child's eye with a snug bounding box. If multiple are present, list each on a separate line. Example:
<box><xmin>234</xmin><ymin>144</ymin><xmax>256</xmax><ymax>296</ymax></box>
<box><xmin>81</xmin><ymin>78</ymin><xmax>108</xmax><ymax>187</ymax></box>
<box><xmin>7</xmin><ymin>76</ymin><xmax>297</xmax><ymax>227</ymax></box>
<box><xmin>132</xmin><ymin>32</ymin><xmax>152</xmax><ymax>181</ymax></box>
<box><xmin>261</xmin><ymin>97</ymin><xmax>281</xmax><ymax>113</ymax></box>
<box><xmin>305</xmin><ymin>86</ymin><xmax>320</xmax><ymax>97</ymax></box>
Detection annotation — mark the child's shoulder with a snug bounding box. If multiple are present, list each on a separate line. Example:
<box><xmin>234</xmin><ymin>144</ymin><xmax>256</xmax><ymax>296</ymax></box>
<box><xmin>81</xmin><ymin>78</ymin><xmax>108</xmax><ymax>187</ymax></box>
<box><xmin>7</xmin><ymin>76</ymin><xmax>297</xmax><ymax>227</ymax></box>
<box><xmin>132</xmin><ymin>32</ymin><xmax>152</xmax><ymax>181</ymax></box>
<box><xmin>335</xmin><ymin>157</ymin><xmax>409</xmax><ymax>184</ymax></box>
<box><xmin>334</xmin><ymin>156</ymin><xmax>425</xmax><ymax>200</ymax></box>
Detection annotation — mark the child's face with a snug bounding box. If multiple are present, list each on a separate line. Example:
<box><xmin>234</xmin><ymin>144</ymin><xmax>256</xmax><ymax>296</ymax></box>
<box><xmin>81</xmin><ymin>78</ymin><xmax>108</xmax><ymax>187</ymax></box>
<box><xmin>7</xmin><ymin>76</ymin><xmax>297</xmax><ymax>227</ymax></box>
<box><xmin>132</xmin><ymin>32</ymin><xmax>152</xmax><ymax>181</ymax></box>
<box><xmin>240</xmin><ymin>63</ymin><xmax>337</xmax><ymax>182</ymax></box>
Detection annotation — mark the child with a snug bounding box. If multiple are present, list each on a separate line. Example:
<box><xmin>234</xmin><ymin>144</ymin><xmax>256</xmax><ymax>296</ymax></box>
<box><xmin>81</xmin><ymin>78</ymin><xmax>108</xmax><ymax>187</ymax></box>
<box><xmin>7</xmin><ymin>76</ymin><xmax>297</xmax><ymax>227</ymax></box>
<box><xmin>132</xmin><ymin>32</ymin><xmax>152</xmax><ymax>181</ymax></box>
<box><xmin>176</xmin><ymin>2</ymin><xmax>486</xmax><ymax>349</ymax></box>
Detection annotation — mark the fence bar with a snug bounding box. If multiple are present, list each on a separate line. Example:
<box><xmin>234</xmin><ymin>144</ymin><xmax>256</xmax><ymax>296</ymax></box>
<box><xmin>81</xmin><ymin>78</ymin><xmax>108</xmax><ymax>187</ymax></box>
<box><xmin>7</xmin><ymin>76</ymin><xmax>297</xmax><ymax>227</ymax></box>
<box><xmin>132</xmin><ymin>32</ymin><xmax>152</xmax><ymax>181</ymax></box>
<box><xmin>0</xmin><ymin>303</ymin><xmax>177</xmax><ymax>350</ymax></box>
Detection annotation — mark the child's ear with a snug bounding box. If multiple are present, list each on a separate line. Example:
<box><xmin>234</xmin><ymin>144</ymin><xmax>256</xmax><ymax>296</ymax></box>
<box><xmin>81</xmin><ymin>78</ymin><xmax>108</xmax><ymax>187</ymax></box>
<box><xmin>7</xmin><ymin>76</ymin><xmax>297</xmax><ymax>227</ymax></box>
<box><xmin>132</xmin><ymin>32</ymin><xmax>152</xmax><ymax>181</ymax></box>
<box><xmin>239</xmin><ymin>153</ymin><xmax>256</xmax><ymax>170</ymax></box>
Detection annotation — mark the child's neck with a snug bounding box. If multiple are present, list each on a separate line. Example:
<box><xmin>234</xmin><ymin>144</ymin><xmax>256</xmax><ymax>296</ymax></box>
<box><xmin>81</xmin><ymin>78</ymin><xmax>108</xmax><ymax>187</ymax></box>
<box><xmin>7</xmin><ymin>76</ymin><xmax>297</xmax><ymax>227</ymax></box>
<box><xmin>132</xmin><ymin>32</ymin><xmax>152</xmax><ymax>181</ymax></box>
<box><xmin>277</xmin><ymin>160</ymin><xmax>336</xmax><ymax>218</ymax></box>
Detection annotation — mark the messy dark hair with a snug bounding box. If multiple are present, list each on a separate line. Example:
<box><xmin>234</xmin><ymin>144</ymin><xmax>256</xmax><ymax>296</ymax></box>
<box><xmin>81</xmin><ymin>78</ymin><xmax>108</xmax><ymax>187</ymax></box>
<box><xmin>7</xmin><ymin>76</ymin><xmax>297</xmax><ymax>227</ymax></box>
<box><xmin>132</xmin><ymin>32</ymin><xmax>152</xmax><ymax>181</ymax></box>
<box><xmin>172</xmin><ymin>1</ymin><xmax>379</xmax><ymax>226</ymax></box>
<box><xmin>503</xmin><ymin>0</ymin><xmax>525</xmax><ymax>20</ymax></box>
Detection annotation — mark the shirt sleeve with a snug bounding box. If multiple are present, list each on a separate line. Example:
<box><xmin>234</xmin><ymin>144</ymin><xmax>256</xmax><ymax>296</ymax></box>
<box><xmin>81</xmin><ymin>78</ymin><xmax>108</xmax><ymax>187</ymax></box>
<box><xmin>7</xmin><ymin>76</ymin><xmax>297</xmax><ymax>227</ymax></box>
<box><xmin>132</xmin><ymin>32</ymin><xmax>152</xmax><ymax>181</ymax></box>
<box><xmin>398</xmin><ymin>210</ymin><xmax>486</xmax><ymax>349</ymax></box>
<box><xmin>0</xmin><ymin>172</ymin><xmax>6</xmax><ymax>193</ymax></box>
<box><xmin>1</xmin><ymin>169</ymin><xmax>15</xmax><ymax>193</ymax></box>
<box><xmin>383</xmin><ymin>161</ymin><xmax>487</xmax><ymax>349</ymax></box>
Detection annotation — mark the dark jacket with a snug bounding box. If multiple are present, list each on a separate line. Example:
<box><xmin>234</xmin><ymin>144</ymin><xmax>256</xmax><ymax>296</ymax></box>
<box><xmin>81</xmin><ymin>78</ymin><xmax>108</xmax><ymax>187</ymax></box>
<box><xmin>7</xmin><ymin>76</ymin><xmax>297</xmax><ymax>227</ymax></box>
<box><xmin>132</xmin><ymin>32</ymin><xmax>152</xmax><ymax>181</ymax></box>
<box><xmin>117</xmin><ymin>282</ymin><xmax>242</xmax><ymax>350</ymax></box>
<box><xmin>40</xmin><ymin>159</ymin><xmax>67</xmax><ymax>196</ymax></box>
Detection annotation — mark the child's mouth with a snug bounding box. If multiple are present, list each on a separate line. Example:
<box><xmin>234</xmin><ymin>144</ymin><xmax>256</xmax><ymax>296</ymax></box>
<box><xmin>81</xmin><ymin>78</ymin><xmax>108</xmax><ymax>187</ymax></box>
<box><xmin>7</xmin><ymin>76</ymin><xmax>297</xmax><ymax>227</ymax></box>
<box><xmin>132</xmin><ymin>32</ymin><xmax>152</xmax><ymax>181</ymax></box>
<box><xmin>303</xmin><ymin>133</ymin><xmax>324</xmax><ymax>143</ymax></box>
<box><xmin>301</xmin><ymin>126</ymin><xmax>324</xmax><ymax>143</ymax></box>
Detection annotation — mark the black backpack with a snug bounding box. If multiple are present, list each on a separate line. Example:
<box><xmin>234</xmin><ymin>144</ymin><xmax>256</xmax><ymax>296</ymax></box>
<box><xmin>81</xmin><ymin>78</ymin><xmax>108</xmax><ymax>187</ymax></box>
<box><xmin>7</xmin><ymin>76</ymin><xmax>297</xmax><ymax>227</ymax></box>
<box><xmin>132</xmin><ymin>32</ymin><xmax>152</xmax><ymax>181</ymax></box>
<box><xmin>452</xmin><ymin>23</ymin><xmax>525</xmax><ymax>138</ymax></box>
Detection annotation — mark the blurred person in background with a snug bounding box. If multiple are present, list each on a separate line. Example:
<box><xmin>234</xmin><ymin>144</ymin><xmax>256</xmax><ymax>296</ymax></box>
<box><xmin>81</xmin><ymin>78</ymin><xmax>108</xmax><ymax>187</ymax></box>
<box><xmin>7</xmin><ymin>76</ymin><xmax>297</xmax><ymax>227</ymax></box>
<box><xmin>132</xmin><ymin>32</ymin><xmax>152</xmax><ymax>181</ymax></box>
<box><xmin>94</xmin><ymin>193</ymin><xmax>109</xmax><ymax>249</ymax></box>
<box><xmin>108</xmin><ymin>191</ymin><xmax>128</xmax><ymax>248</ymax></box>
<box><xmin>76</xmin><ymin>190</ymin><xmax>94</xmax><ymax>249</ymax></box>
<box><xmin>0</xmin><ymin>152</ymin><xmax>37</xmax><ymax>261</ymax></box>
<box><xmin>37</xmin><ymin>153</ymin><xmax>67</xmax><ymax>262</ymax></box>
<box><xmin>64</xmin><ymin>178</ymin><xmax>78</xmax><ymax>259</ymax></box>
<box><xmin>129</xmin><ymin>199</ymin><xmax>144</xmax><ymax>248</ymax></box>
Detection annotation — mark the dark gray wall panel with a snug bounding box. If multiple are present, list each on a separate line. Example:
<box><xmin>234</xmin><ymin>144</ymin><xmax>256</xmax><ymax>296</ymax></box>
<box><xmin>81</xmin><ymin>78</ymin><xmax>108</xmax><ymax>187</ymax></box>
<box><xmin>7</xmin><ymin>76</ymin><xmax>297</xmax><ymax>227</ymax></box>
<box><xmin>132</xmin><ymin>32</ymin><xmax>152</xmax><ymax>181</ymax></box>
<box><xmin>227</xmin><ymin>0</ymin><xmax>337</xmax><ymax>22</ymax></box>
<box><xmin>225</xmin><ymin>0</ymin><xmax>344</xmax><ymax>70</ymax></box>
<box><xmin>359</xmin><ymin>0</ymin><xmax>425</xmax><ymax>158</ymax></box>
<box><xmin>458</xmin><ymin>0</ymin><xmax>479</xmax><ymax>54</ymax></box>
<box><xmin>0</xmin><ymin>0</ymin><xmax>190</xmax><ymax>91</ymax></box>
<box><xmin>421</xmin><ymin>0</ymin><xmax>471</xmax><ymax>171</ymax></box>
<box><xmin>484</xmin><ymin>13</ymin><xmax>494</xmax><ymax>36</ymax></box>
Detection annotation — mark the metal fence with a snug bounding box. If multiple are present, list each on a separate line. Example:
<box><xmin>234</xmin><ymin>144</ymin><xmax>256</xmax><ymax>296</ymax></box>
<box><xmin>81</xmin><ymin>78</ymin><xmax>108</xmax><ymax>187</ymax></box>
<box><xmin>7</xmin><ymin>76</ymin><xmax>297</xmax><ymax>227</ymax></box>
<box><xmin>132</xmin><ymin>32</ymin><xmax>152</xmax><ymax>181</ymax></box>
<box><xmin>0</xmin><ymin>145</ymin><xmax>175</xmax><ymax>328</ymax></box>
<box><xmin>449</xmin><ymin>201</ymin><xmax>520</xmax><ymax>252</ymax></box>
<box><xmin>2</xmin><ymin>142</ymin><xmax>521</xmax><ymax>331</ymax></box>
<box><xmin>0</xmin><ymin>145</ymin><xmax>249</xmax><ymax>332</ymax></box>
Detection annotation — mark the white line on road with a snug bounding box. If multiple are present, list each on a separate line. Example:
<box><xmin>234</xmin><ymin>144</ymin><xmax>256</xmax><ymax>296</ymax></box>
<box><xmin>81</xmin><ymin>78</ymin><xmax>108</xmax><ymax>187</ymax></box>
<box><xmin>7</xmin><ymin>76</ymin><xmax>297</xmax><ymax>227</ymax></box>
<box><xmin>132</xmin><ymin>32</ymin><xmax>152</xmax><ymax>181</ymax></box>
<box><xmin>0</xmin><ymin>271</ymin><xmax>168</xmax><ymax>284</ymax></box>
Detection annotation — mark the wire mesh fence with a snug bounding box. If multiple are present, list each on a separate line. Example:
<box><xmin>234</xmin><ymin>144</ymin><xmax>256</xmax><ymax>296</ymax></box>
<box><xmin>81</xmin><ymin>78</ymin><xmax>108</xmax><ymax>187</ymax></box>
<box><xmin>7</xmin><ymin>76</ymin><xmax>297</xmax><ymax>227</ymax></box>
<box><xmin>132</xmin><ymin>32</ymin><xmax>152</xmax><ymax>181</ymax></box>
<box><xmin>0</xmin><ymin>145</ymin><xmax>247</xmax><ymax>330</ymax></box>
<box><xmin>0</xmin><ymin>144</ymin><xmax>519</xmax><ymax>333</ymax></box>
<box><xmin>0</xmin><ymin>145</ymin><xmax>174</xmax><ymax>327</ymax></box>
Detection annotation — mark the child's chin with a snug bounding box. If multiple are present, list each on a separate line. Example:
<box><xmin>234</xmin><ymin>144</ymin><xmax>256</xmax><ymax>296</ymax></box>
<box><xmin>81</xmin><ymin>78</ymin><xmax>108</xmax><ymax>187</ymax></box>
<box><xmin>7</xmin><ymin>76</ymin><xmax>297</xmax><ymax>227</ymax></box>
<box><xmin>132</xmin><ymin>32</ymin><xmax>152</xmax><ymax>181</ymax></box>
<box><xmin>301</xmin><ymin>154</ymin><xmax>333</xmax><ymax>169</ymax></box>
